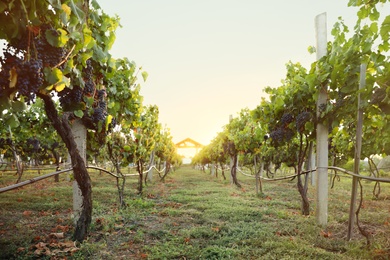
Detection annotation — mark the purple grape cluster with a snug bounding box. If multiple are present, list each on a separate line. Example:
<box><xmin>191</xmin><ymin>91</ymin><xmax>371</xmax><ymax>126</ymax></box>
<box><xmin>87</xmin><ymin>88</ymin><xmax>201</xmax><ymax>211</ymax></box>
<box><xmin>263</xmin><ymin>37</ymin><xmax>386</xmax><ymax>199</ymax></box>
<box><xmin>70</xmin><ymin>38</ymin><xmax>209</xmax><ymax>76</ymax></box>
<box><xmin>83</xmin><ymin>59</ymin><xmax>95</xmax><ymax>96</ymax></box>
<box><xmin>280</xmin><ymin>113</ymin><xmax>294</xmax><ymax>125</ymax></box>
<box><xmin>0</xmin><ymin>26</ymin><xmax>66</xmax><ymax>103</ymax></box>
<box><xmin>296</xmin><ymin>111</ymin><xmax>311</xmax><ymax>132</ymax></box>
<box><xmin>269</xmin><ymin>127</ymin><xmax>294</xmax><ymax>146</ymax></box>
<box><xmin>0</xmin><ymin>52</ymin><xmax>44</xmax><ymax>103</ymax></box>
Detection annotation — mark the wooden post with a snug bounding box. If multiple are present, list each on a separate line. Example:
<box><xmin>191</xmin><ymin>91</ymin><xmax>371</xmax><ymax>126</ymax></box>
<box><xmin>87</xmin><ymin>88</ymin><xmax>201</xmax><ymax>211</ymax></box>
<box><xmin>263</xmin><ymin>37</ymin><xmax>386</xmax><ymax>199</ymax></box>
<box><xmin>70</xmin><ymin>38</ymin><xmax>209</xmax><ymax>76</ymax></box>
<box><xmin>347</xmin><ymin>63</ymin><xmax>366</xmax><ymax>240</ymax></box>
<box><xmin>315</xmin><ymin>12</ymin><xmax>329</xmax><ymax>226</ymax></box>
<box><xmin>71</xmin><ymin>119</ymin><xmax>86</xmax><ymax>223</ymax></box>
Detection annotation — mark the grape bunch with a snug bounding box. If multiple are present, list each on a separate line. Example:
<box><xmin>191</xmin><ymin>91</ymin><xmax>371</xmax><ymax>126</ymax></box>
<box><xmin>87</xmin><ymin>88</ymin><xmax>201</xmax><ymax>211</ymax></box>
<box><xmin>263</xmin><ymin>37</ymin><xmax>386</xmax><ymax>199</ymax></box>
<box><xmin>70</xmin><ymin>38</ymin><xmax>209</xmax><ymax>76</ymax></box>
<box><xmin>91</xmin><ymin>106</ymin><xmax>107</xmax><ymax>122</ymax></box>
<box><xmin>371</xmin><ymin>87</ymin><xmax>386</xmax><ymax>104</ymax></box>
<box><xmin>296</xmin><ymin>111</ymin><xmax>311</xmax><ymax>133</ymax></box>
<box><xmin>269</xmin><ymin>127</ymin><xmax>294</xmax><ymax>146</ymax></box>
<box><xmin>27</xmin><ymin>138</ymin><xmax>40</xmax><ymax>153</ymax></box>
<box><xmin>83</xmin><ymin>59</ymin><xmax>95</xmax><ymax>96</ymax></box>
<box><xmin>0</xmin><ymin>51</ymin><xmax>44</xmax><ymax>103</ymax></box>
<box><xmin>0</xmin><ymin>25</ymin><xmax>67</xmax><ymax>103</ymax></box>
<box><xmin>35</xmin><ymin>27</ymin><xmax>67</xmax><ymax>67</ymax></box>
<box><xmin>0</xmin><ymin>138</ymin><xmax>13</xmax><ymax>148</ymax></box>
<box><xmin>280</xmin><ymin>113</ymin><xmax>294</xmax><ymax>125</ymax></box>
<box><xmin>58</xmin><ymin>85</ymin><xmax>84</xmax><ymax>111</ymax></box>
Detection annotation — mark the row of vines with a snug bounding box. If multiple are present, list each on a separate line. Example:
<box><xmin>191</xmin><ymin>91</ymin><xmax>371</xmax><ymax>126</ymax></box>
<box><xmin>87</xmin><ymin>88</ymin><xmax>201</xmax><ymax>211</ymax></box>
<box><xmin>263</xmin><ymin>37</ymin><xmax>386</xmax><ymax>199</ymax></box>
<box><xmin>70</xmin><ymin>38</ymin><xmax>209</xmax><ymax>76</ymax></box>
<box><xmin>0</xmin><ymin>0</ymin><xmax>181</xmax><ymax>242</ymax></box>
<box><xmin>192</xmin><ymin>0</ymin><xmax>390</xmax><ymax>233</ymax></box>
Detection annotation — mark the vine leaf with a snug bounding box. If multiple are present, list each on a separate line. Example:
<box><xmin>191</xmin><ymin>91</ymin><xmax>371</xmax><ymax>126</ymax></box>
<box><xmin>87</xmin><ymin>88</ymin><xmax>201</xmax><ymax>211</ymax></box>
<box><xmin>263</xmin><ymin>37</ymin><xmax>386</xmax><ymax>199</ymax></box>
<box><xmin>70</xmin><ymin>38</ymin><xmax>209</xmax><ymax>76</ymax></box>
<box><xmin>5</xmin><ymin>114</ymin><xmax>19</xmax><ymax>128</ymax></box>
<box><xmin>380</xmin><ymin>15</ymin><xmax>390</xmax><ymax>42</ymax></box>
<box><xmin>11</xmin><ymin>101</ymin><xmax>26</xmax><ymax>112</ymax></box>
<box><xmin>74</xmin><ymin>110</ymin><xmax>83</xmax><ymax>118</ymax></box>
<box><xmin>142</xmin><ymin>71</ymin><xmax>149</xmax><ymax>82</ymax></box>
<box><xmin>45</xmin><ymin>29</ymin><xmax>69</xmax><ymax>47</ymax></box>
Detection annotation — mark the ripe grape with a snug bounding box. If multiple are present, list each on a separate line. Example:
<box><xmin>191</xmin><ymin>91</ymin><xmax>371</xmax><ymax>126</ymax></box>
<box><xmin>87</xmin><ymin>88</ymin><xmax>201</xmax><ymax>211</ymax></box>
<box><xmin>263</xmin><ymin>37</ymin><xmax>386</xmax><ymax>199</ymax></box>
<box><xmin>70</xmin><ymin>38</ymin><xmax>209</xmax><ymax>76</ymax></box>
<box><xmin>280</xmin><ymin>113</ymin><xmax>294</xmax><ymax>125</ymax></box>
<box><xmin>91</xmin><ymin>107</ymin><xmax>106</xmax><ymax>122</ymax></box>
<box><xmin>269</xmin><ymin>128</ymin><xmax>284</xmax><ymax>144</ymax></box>
<box><xmin>296</xmin><ymin>111</ymin><xmax>311</xmax><ymax>132</ymax></box>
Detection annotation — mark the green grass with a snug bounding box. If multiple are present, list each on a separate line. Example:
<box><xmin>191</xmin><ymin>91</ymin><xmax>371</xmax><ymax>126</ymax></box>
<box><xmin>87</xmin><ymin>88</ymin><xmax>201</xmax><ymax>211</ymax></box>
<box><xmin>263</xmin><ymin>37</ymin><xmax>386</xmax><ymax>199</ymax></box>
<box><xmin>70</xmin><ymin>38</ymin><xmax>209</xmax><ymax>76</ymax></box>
<box><xmin>0</xmin><ymin>165</ymin><xmax>389</xmax><ymax>259</ymax></box>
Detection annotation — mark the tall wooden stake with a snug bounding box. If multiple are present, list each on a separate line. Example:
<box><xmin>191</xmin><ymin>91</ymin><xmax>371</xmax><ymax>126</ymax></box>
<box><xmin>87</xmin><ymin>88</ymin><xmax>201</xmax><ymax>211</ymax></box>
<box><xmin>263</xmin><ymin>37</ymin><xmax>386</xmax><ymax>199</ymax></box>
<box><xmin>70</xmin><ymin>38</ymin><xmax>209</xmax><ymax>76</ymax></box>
<box><xmin>315</xmin><ymin>12</ymin><xmax>329</xmax><ymax>226</ymax></box>
<box><xmin>347</xmin><ymin>63</ymin><xmax>366</xmax><ymax>240</ymax></box>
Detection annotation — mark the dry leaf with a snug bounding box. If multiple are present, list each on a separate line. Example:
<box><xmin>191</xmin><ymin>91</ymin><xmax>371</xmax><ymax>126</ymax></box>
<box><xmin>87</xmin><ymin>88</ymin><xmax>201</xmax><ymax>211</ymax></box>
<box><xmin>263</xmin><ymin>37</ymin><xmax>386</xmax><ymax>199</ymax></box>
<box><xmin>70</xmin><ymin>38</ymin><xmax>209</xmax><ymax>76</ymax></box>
<box><xmin>23</xmin><ymin>211</ymin><xmax>33</xmax><ymax>217</ymax></box>
<box><xmin>320</xmin><ymin>230</ymin><xmax>332</xmax><ymax>238</ymax></box>
<box><xmin>9</xmin><ymin>67</ymin><xmax>17</xmax><ymax>88</ymax></box>
<box><xmin>211</xmin><ymin>227</ymin><xmax>220</xmax><ymax>232</ymax></box>
<box><xmin>49</xmin><ymin>232</ymin><xmax>64</xmax><ymax>239</ymax></box>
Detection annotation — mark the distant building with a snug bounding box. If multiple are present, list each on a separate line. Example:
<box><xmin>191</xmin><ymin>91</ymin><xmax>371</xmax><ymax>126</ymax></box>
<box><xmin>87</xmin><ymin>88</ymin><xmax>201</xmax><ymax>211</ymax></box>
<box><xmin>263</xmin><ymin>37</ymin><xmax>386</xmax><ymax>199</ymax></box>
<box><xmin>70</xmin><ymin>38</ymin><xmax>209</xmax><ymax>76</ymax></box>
<box><xmin>175</xmin><ymin>138</ymin><xmax>203</xmax><ymax>164</ymax></box>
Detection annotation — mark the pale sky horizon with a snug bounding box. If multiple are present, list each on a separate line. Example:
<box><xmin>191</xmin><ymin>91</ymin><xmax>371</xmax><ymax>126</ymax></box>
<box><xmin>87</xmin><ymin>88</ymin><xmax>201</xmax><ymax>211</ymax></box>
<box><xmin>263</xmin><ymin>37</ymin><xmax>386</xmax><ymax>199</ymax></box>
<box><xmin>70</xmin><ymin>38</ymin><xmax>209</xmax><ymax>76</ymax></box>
<box><xmin>97</xmin><ymin>1</ymin><xmax>384</xmax><ymax>146</ymax></box>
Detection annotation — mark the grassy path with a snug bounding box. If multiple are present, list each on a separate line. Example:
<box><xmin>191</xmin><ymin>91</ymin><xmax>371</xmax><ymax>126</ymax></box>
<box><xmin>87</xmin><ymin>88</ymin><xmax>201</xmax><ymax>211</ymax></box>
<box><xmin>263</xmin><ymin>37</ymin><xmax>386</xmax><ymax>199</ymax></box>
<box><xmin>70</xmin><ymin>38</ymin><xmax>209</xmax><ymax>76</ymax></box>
<box><xmin>1</xmin><ymin>165</ymin><xmax>388</xmax><ymax>259</ymax></box>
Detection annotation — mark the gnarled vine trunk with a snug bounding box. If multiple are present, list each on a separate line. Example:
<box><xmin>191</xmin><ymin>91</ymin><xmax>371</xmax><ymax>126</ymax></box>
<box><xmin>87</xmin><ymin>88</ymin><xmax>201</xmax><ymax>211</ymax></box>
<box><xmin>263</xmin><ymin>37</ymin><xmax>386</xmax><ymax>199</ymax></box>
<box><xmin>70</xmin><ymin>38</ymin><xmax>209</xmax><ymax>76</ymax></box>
<box><xmin>39</xmin><ymin>93</ymin><xmax>92</xmax><ymax>242</ymax></box>
<box><xmin>297</xmin><ymin>133</ymin><xmax>310</xmax><ymax>216</ymax></box>
<box><xmin>219</xmin><ymin>162</ymin><xmax>226</xmax><ymax>180</ymax></box>
<box><xmin>137</xmin><ymin>160</ymin><xmax>144</xmax><ymax>194</ymax></box>
<box><xmin>230</xmin><ymin>154</ymin><xmax>241</xmax><ymax>188</ymax></box>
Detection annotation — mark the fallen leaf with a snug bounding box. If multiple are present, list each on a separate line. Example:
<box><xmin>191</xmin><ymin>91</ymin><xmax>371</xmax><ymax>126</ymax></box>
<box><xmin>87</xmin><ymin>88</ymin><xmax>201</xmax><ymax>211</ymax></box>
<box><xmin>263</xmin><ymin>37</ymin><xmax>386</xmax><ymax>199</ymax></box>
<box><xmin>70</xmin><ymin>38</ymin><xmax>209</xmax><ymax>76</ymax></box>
<box><xmin>59</xmin><ymin>240</ymin><xmax>76</xmax><ymax>248</ymax></box>
<box><xmin>211</xmin><ymin>227</ymin><xmax>220</xmax><ymax>232</ymax></box>
<box><xmin>34</xmin><ymin>242</ymin><xmax>47</xmax><ymax>250</ymax></box>
<box><xmin>321</xmin><ymin>230</ymin><xmax>332</xmax><ymax>238</ymax></box>
<box><xmin>49</xmin><ymin>232</ymin><xmax>64</xmax><ymax>239</ymax></box>
<box><xmin>56</xmin><ymin>225</ymin><xmax>70</xmax><ymax>232</ymax></box>
<box><xmin>23</xmin><ymin>210</ymin><xmax>33</xmax><ymax>217</ymax></box>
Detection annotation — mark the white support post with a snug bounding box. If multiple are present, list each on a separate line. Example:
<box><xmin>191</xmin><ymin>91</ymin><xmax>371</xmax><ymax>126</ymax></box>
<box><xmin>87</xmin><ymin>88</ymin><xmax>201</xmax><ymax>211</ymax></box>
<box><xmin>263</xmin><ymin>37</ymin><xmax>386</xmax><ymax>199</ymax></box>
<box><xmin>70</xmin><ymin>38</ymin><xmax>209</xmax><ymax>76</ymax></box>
<box><xmin>315</xmin><ymin>13</ymin><xmax>329</xmax><ymax>227</ymax></box>
<box><xmin>148</xmin><ymin>151</ymin><xmax>155</xmax><ymax>182</ymax></box>
<box><xmin>211</xmin><ymin>164</ymin><xmax>215</xmax><ymax>176</ymax></box>
<box><xmin>71</xmin><ymin>119</ymin><xmax>86</xmax><ymax>223</ymax></box>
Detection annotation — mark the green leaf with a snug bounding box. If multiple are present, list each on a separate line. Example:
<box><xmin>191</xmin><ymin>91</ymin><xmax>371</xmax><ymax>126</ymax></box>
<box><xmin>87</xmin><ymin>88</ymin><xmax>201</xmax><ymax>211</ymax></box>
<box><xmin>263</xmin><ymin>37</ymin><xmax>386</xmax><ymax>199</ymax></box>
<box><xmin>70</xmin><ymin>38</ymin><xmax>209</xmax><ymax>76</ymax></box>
<box><xmin>91</xmin><ymin>0</ymin><xmax>101</xmax><ymax>9</ymax></box>
<box><xmin>106</xmin><ymin>32</ymin><xmax>116</xmax><ymax>51</ymax></box>
<box><xmin>68</xmin><ymin>0</ymin><xmax>85</xmax><ymax>24</ymax></box>
<box><xmin>106</xmin><ymin>114</ymin><xmax>113</xmax><ymax>130</ymax></box>
<box><xmin>74</xmin><ymin>110</ymin><xmax>84</xmax><ymax>118</ymax></box>
<box><xmin>0</xmin><ymin>96</ymin><xmax>12</xmax><ymax>112</ymax></box>
<box><xmin>370</xmin><ymin>22</ymin><xmax>378</xmax><ymax>34</ymax></box>
<box><xmin>44</xmin><ymin>67</ymin><xmax>63</xmax><ymax>84</ymax></box>
<box><xmin>45</xmin><ymin>29</ymin><xmax>69</xmax><ymax>47</ymax></box>
<box><xmin>380</xmin><ymin>15</ymin><xmax>390</xmax><ymax>41</ymax></box>
<box><xmin>142</xmin><ymin>71</ymin><xmax>149</xmax><ymax>82</ymax></box>
<box><xmin>92</xmin><ymin>45</ymin><xmax>106</xmax><ymax>62</ymax></box>
<box><xmin>5</xmin><ymin>114</ymin><xmax>19</xmax><ymax>128</ymax></box>
<box><xmin>11</xmin><ymin>100</ymin><xmax>27</xmax><ymax>112</ymax></box>
<box><xmin>274</xmin><ymin>96</ymin><xmax>284</xmax><ymax>109</ymax></box>
<box><xmin>369</xmin><ymin>7</ymin><xmax>380</xmax><ymax>21</ymax></box>
<box><xmin>108</xmin><ymin>101</ymin><xmax>116</xmax><ymax>109</ymax></box>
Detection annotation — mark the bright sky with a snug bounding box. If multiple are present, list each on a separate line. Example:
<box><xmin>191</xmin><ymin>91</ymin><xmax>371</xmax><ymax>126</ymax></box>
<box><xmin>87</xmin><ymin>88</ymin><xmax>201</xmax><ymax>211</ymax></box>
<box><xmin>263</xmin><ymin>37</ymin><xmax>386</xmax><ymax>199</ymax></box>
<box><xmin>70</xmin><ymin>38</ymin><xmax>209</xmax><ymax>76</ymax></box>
<box><xmin>97</xmin><ymin>0</ymin><xmax>361</xmax><ymax>146</ymax></box>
